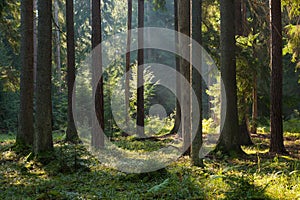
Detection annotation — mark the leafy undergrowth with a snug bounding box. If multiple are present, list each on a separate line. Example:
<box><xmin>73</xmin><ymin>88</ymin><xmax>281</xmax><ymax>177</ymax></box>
<box><xmin>0</xmin><ymin>132</ymin><xmax>300</xmax><ymax>199</ymax></box>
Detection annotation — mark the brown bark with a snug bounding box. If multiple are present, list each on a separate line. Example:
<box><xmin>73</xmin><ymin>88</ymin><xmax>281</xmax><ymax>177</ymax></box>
<box><xmin>54</xmin><ymin>0</ymin><xmax>62</xmax><ymax>92</ymax></box>
<box><xmin>137</xmin><ymin>0</ymin><xmax>145</xmax><ymax>137</ymax></box>
<box><xmin>269</xmin><ymin>0</ymin><xmax>287</xmax><ymax>154</ymax></box>
<box><xmin>66</xmin><ymin>0</ymin><xmax>79</xmax><ymax>142</ymax></box>
<box><xmin>251</xmin><ymin>73</ymin><xmax>258</xmax><ymax>134</ymax></box>
<box><xmin>191</xmin><ymin>0</ymin><xmax>204</xmax><ymax>167</ymax></box>
<box><xmin>35</xmin><ymin>0</ymin><xmax>53</xmax><ymax>154</ymax></box>
<box><xmin>125</xmin><ymin>0</ymin><xmax>132</xmax><ymax>130</ymax></box>
<box><xmin>17</xmin><ymin>0</ymin><xmax>34</xmax><ymax>147</ymax></box>
<box><xmin>170</xmin><ymin>0</ymin><xmax>181</xmax><ymax>135</ymax></box>
<box><xmin>178</xmin><ymin>0</ymin><xmax>191</xmax><ymax>155</ymax></box>
<box><xmin>215</xmin><ymin>0</ymin><xmax>244</xmax><ymax>155</ymax></box>
<box><xmin>92</xmin><ymin>0</ymin><xmax>104</xmax><ymax>148</ymax></box>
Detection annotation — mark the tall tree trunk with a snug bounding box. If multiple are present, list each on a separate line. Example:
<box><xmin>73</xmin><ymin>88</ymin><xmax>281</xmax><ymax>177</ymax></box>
<box><xmin>191</xmin><ymin>0</ymin><xmax>204</xmax><ymax>167</ymax></box>
<box><xmin>125</xmin><ymin>0</ymin><xmax>132</xmax><ymax>131</ymax></box>
<box><xmin>269</xmin><ymin>0</ymin><xmax>287</xmax><ymax>154</ymax></box>
<box><xmin>54</xmin><ymin>0</ymin><xmax>62</xmax><ymax>92</ymax></box>
<box><xmin>35</xmin><ymin>0</ymin><xmax>53</xmax><ymax>154</ymax></box>
<box><xmin>66</xmin><ymin>0</ymin><xmax>78</xmax><ymax>142</ymax></box>
<box><xmin>178</xmin><ymin>0</ymin><xmax>191</xmax><ymax>155</ymax></box>
<box><xmin>33</xmin><ymin>0</ymin><xmax>37</xmax><ymax>89</ymax></box>
<box><xmin>235</xmin><ymin>0</ymin><xmax>243</xmax><ymax>36</ymax></box>
<box><xmin>171</xmin><ymin>0</ymin><xmax>181</xmax><ymax>135</ymax></box>
<box><xmin>92</xmin><ymin>0</ymin><xmax>104</xmax><ymax>148</ymax></box>
<box><xmin>215</xmin><ymin>0</ymin><xmax>244</xmax><ymax>155</ymax></box>
<box><xmin>17</xmin><ymin>0</ymin><xmax>34</xmax><ymax>147</ymax></box>
<box><xmin>137</xmin><ymin>0</ymin><xmax>145</xmax><ymax>137</ymax></box>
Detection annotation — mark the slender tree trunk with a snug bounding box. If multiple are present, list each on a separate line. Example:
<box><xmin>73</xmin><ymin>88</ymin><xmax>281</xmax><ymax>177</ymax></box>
<box><xmin>251</xmin><ymin>73</ymin><xmax>258</xmax><ymax>134</ymax></box>
<box><xmin>92</xmin><ymin>0</ymin><xmax>104</xmax><ymax>148</ymax></box>
<box><xmin>125</xmin><ymin>0</ymin><xmax>132</xmax><ymax>131</ymax></box>
<box><xmin>178</xmin><ymin>0</ymin><xmax>191</xmax><ymax>155</ymax></box>
<box><xmin>35</xmin><ymin>0</ymin><xmax>53</xmax><ymax>154</ymax></box>
<box><xmin>33</xmin><ymin>0</ymin><xmax>37</xmax><ymax>89</ymax></box>
<box><xmin>54</xmin><ymin>0</ymin><xmax>62</xmax><ymax>92</ymax></box>
<box><xmin>171</xmin><ymin>0</ymin><xmax>181</xmax><ymax>135</ymax></box>
<box><xmin>235</xmin><ymin>0</ymin><xmax>243</xmax><ymax>36</ymax></box>
<box><xmin>17</xmin><ymin>0</ymin><xmax>34</xmax><ymax>147</ymax></box>
<box><xmin>66</xmin><ymin>0</ymin><xmax>78</xmax><ymax>142</ymax></box>
<box><xmin>216</xmin><ymin>0</ymin><xmax>244</xmax><ymax>155</ymax></box>
<box><xmin>137</xmin><ymin>0</ymin><xmax>145</xmax><ymax>137</ymax></box>
<box><xmin>269</xmin><ymin>0</ymin><xmax>287</xmax><ymax>154</ymax></box>
<box><xmin>191</xmin><ymin>0</ymin><xmax>204</xmax><ymax>167</ymax></box>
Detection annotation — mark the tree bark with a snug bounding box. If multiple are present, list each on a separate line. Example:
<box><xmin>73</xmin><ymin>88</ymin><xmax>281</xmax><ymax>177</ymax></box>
<box><xmin>178</xmin><ymin>0</ymin><xmax>191</xmax><ymax>155</ymax></box>
<box><xmin>54</xmin><ymin>0</ymin><xmax>62</xmax><ymax>92</ymax></box>
<box><xmin>35</xmin><ymin>0</ymin><xmax>53</xmax><ymax>154</ymax></box>
<box><xmin>170</xmin><ymin>0</ymin><xmax>181</xmax><ymax>135</ymax></box>
<box><xmin>269</xmin><ymin>0</ymin><xmax>287</xmax><ymax>154</ymax></box>
<box><xmin>92</xmin><ymin>0</ymin><xmax>104</xmax><ymax>148</ymax></box>
<box><xmin>191</xmin><ymin>0</ymin><xmax>204</xmax><ymax>167</ymax></box>
<box><xmin>17</xmin><ymin>0</ymin><xmax>34</xmax><ymax>147</ymax></box>
<box><xmin>125</xmin><ymin>0</ymin><xmax>132</xmax><ymax>131</ymax></box>
<box><xmin>251</xmin><ymin>73</ymin><xmax>258</xmax><ymax>134</ymax></box>
<box><xmin>66</xmin><ymin>0</ymin><xmax>79</xmax><ymax>142</ymax></box>
<box><xmin>215</xmin><ymin>0</ymin><xmax>244</xmax><ymax>155</ymax></box>
<box><xmin>137</xmin><ymin>0</ymin><xmax>145</xmax><ymax>137</ymax></box>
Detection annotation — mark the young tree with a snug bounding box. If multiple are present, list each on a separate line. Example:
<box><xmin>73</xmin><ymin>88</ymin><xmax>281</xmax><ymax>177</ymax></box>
<box><xmin>34</xmin><ymin>0</ymin><xmax>53</xmax><ymax>154</ymax></box>
<box><xmin>125</xmin><ymin>0</ymin><xmax>132</xmax><ymax>130</ymax></box>
<box><xmin>92</xmin><ymin>0</ymin><xmax>104</xmax><ymax>148</ymax></box>
<box><xmin>137</xmin><ymin>0</ymin><xmax>145</xmax><ymax>137</ymax></box>
<box><xmin>269</xmin><ymin>0</ymin><xmax>287</xmax><ymax>154</ymax></box>
<box><xmin>178</xmin><ymin>0</ymin><xmax>191</xmax><ymax>155</ymax></box>
<box><xmin>17</xmin><ymin>0</ymin><xmax>34</xmax><ymax>147</ymax></box>
<box><xmin>191</xmin><ymin>0</ymin><xmax>204</xmax><ymax>167</ymax></box>
<box><xmin>66</xmin><ymin>0</ymin><xmax>79</xmax><ymax>142</ymax></box>
<box><xmin>215</xmin><ymin>0</ymin><xmax>244</xmax><ymax>154</ymax></box>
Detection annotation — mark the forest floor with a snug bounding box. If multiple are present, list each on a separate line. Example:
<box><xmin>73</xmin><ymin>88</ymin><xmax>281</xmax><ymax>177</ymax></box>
<box><xmin>0</xmin><ymin>130</ymin><xmax>299</xmax><ymax>200</ymax></box>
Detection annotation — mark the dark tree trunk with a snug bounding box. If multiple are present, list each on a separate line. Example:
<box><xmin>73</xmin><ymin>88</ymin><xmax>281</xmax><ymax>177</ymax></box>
<box><xmin>92</xmin><ymin>0</ymin><xmax>104</xmax><ymax>148</ymax></box>
<box><xmin>35</xmin><ymin>0</ymin><xmax>53</xmax><ymax>154</ymax></box>
<box><xmin>137</xmin><ymin>0</ymin><xmax>145</xmax><ymax>137</ymax></box>
<box><xmin>17</xmin><ymin>0</ymin><xmax>34</xmax><ymax>147</ymax></box>
<box><xmin>66</xmin><ymin>0</ymin><xmax>79</xmax><ymax>143</ymax></box>
<box><xmin>170</xmin><ymin>0</ymin><xmax>181</xmax><ymax>135</ymax></box>
<box><xmin>235</xmin><ymin>0</ymin><xmax>243</xmax><ymax>36</ymax></box>
<box><xmin>239</xmin><ymin>116</ymin><xmax>253</xmax><ymax>146</ymax></box>
<box><xmin>178</xmin><ymin>0</ymin><xmax>191</xmax><ymax>155</ymax></box>
<box><xmin>269</xmin><ymin>0</ymin><xmax>287</xmax><ymax>154</ymax></box>
<box><xmin>125</xmin><ymin>0</ymin><xmax>132</xmax><ymax>131</ymax></box>
<box><xmin>191</xmin><ymin>0</ymin><xmax>204</xmax><ymax>167</ymax></box>
<box><xmin>215</xmin><ymin>0</ymin><xmax>244</xmax><ymax>155</ymax></box>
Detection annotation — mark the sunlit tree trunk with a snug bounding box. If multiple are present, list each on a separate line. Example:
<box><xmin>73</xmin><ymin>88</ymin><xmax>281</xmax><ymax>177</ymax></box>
<box><xmin>137</xmin><ymin>0</ymin><xmax>145</xmax><ymax>137</ymax></box>
<box><xmin>66</xmin><ymin>0</ymin><xmax>79</xmax><ymax>142</ymax></box>
<box><xmin>269</xmin><ymin>0</ymin><xmax>287</xmax><ymax>154</ymax></box>
<box><xmin>191</xmin><ymin>0</ymin><xmax>204</xmax><ymax>167</ymax></box>
<box><xmin>92</xmin><ymin>0</ymin><xmax>104</xmax><ymax>148</ymax></box>
<box><xmin>17</xmin><ymin>0</ymin><xmax>34</xmax><ymax>147</ymax></box>
<box><xmin>35</xmin><ymin>0</ymin><xmax>53</xmax><ymax>154</ymax></box>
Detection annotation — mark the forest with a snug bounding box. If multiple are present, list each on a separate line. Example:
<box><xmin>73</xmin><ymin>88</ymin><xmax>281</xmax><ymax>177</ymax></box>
<box><xmin>0</xmin><ymin>0</ymin><xmax>300</xmax><ymax>199</ymax></box>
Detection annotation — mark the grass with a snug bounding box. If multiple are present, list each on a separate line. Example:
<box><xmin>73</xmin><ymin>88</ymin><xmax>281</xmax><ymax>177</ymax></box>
<box><xmin>0</xmin><ymin>129</ymin><xmax>300</xmax><ymax>199</ymax></box>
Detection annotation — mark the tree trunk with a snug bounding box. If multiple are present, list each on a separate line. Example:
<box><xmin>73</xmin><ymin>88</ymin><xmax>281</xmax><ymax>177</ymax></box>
<box><xmin>35</xmin><ymin>0</ymin><xmax>53</xmax><ymax>154</ymax></box>
<box><xmin>235</xmin><ymin>0</ymin><xmax>243</xmax><ymax>36</ymax></box>
<box><xmin>178</xmin><ymin>0</ymin><xmax>191</xmax><ymax>155</ymax></box>
<box><xmin>54</xmin><ymin>0</ymin><xmax>62</xmax><ymax>92</ymax></box>
<box><xmin>17</xmin><ymin>0</ymin><xmax>34</xmax><ymax>147</ymax></box>
<box><xmin>170</xmin><ymin>0</ymin><xmax>181</xmax><ymax>135</ymax></box>
<box><xmin>66</xmin><ymin>0</ymin><xmax>79</xmax><ymax>143</ymax></box>
<box><xmin>92</xmin><ymin>0</ymin><xmax>104</xmax><ymax>148</ymax></box>
<box><xmin>125</xmin><ymin>0</ymin><xmax>132</xmax><ymax>131</ymax></box>
<box><xmin>239</xmin><ymin>116</ymin><xmax>253</xmax><ymax>146</ymax></box>
<box><xmin>215</xmin><ymin>0</ymin><xmax>244</xmax><ymax>155</ymax></box>
<box><xmin>191</xmin><ymin>0</ymin><xmax>204</xmax><ymax>167</ymax></box>
<box><xmin>251</xmin><ymin>73</ymin><xmax>258</xmax><ymax>134</ymax></box>
<box><xmin>137</xmin><ymin>0</ymin><xmax>145</xmax><ymax>137</ymax></box>
<box><xmin>269</xmin><ymin>0</ymin><xmax>287</xmax><ymax>154</ymax></box>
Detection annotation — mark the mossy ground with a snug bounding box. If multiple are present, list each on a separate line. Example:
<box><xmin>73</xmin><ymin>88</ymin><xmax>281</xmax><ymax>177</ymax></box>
<box><xmin>0</xmin><ymin>130</ymin><xmax>299</xmax><ymax>199</ymax></box>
